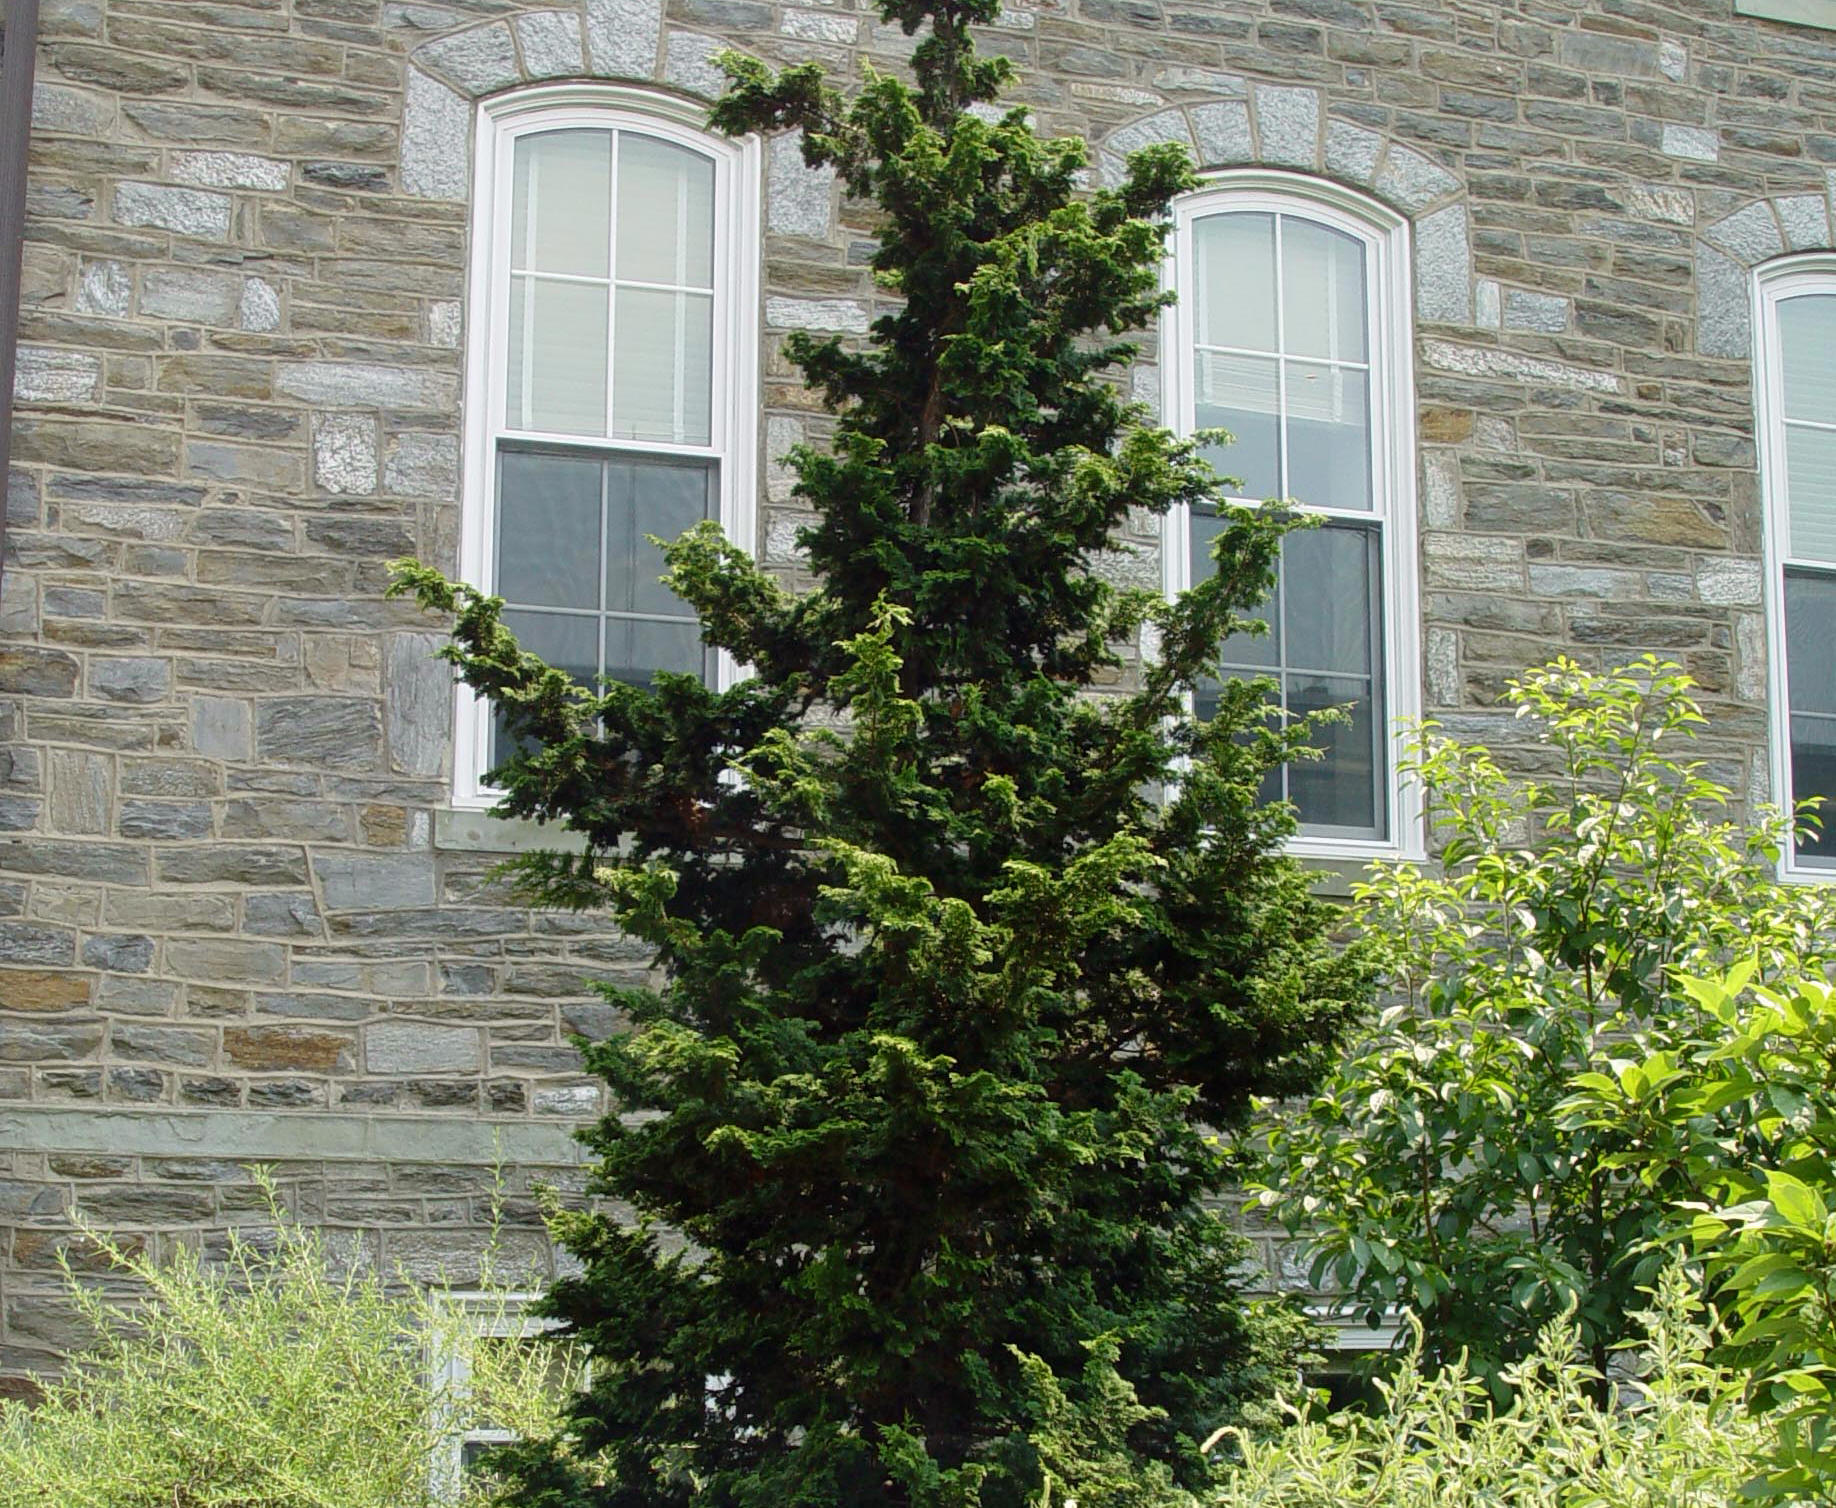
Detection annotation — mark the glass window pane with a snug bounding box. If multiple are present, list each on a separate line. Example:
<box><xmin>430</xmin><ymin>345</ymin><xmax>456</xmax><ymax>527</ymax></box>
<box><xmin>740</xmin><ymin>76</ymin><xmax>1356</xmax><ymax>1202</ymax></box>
<box><xmin>497</xmin><ymin>451</ymin><xmax>602</xmax><ymax>610</ymax></box>
<box><xmin>1790</xmin><ymin>714</ymin><xmax>1836</xmax><ymax>863</ymax></box>
<box><xmin>604</xmin><ymin>617</ymin><xmax>704</xmax><ymax>688</ymax></box>
<box><xmin>506</xmin><ymin>276</ymin><xmax>609</xmax><ymax>436</ymax></box>
<box><xmin>616</xmin><ymin>134</ymin><xmax>716</xmax><ymax>289</ymax></box>
<box><xmin>501</xmin><ymin>609</ymin><xmax>599</xmax><ymax>687</ymax></box>
<box><xmin>1195</xmin><ymin>352</ymin><xmax>1279</xmax><ymax>500</ymax></box>
<box><xmin>1285</xmin><ymin>363</ymin><xmax>1371</xmax><ymax>511</ymax></box>
<box><xmin>1786</xmin><ymin>422</ymin><xmax>1836</xmax><ymax>565</ymax></box>
<box><xmin>1780</xmin><ymin>293</ymin><xmax>1836</xmax><ymax>425</ymax></box>
<box><xmin>612</xmin><ymin>289</ymin><xmax>713</xmax><ymax>446</ymax></box>
<box><xmin>512</xmin><ymin>131</ymin><xmax>612</xmax><ymax>278</ymax></box>
<box><xmin>1284</xmin><ymin>673</ymin><xmax>1381</xmax><ymax>834</ymax></box>
<box><xmin>1283</xmin><ymin>525</ymin><xmax>1375</xmax><ymax>676</ymax></box>
<box><xmin>1281</xmin><ymin>218</ymin><xmax>1367</xmax><ymax>363</ymax></box>
<box><xmin>1194</xmin><ymin>213</ymin><xmax>1276</xmax><ymax>352</ymax></box>
<box><xmin>1192</xmin><ymin>504</ymin><xmax>1281</xmax><ymax>671</ymax></box>
<box><xmin>1787</xmin><ymin>569</ymin><xmax>1836</xmax><ymax>717</ymax></box>
<box><xmin>606</xmin><ymin>459</ymin><xmax>714</xmax><ymax>617</ymax></box>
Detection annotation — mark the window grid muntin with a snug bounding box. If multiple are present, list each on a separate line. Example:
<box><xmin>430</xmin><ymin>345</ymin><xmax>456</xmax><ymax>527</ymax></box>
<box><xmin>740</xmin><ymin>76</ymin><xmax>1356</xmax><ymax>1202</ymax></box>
<box><xmin>1187</xmin><ymin>201</ymin><xmax>1388</xmax><ymax>841</ymax></box>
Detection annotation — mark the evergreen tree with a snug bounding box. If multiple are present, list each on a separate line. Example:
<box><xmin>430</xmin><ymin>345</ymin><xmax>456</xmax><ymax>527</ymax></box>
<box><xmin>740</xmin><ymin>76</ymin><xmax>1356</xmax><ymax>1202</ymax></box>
<box><xmin>394</xmin><ymin>1</ymin><xmax>1367</xmax><ymax>1500</ymax></box>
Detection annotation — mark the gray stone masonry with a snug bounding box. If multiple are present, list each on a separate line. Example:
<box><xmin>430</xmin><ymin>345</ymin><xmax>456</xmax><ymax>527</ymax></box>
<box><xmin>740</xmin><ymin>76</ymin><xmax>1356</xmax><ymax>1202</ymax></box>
<box><xmin>1</xmin><ymin>0</ymin><xmax>1833</xmax><ymax>1384</ymax></box>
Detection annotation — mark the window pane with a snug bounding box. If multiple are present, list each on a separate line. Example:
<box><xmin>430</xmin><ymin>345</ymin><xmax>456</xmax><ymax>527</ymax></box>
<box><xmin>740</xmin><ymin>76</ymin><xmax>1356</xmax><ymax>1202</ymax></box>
<box><xmin>501</xmin><ymin>609</ymin><xmax>598</xmax><ymax>686</ymax></box>
<box><xmin>1780</xmin><ymin>293</ymin><xmax>1836</xmax><ymax>425</ymax></box>
<box><xmin>1194</xmin><ymin>504</ymin><xmax>1282</xmax><ymax>670</ymax></box>
<box><xmin>1194</xmin><ymin>212</ymin><xmax>1275</xmax><ymax>352</ymax></box>
<box><xmin>1786</xmin><ymin>422</ymin><xmax>1836</xmax><ymax>565</ymax></box>
<box><xmin>605</xmin><ymin>617</ymin><xmax>704</xmax><ymax>688</ymax></box>
<box><xmin>616</xmin><ymin>135</ymin><xmax>715</xmax><ymax>288</ymax></box>
<box><xmin>497</xmin><ymin>451</ymin><xmax>602</xmax><ymax>610</ymax></box>
<box><xmin>1283</xmin><ymin>525</ymin><xmax>1375</xmax><ymax>676</ymax></box>
<box><xmin>512</xmin><ymin>131</ymin><xmax>612</xmax><ymax>278</ymax></box>
<box><xmin>605</xmin><ymin>459</ymin><xmax>714</xmax><ymax>617</ymax></box>
<box><xmin>1791</xmin><ymin>715</ymin><xmax>1836</xmax><ymax>863</ymax></box>
<box><xmin>1281</xmin><ymin>218</ymin><xmax>1367</xmax><ymax>363</ymax></box>
<box><xmin>1784</xmin><ymin>570</ymin><xmax>1836</xmax><ymax>861</ymax></box>
<box><xmin>491</xmin><ymin>609</ymin><xmax>600</xmax><ymax>765</ymax></box>
<box><xmin>1285</xmin><ymin>674</ymin><xmax>1381</xmax><ymax>833</ymax></box>
<box><xmin>506</xmin><ymin>276</ymin><xmax>609</xmax><ymax>436</ymax></box>
<box><xmin>612</xmin><ymin>289</ymin><xmax>713</xmax><ymax>445</ymax></box>
<box><xmin>1787</xmin><ymin>569</ymin><xmax>1836</xmax><ymax>716</ymax></box>
<box><xmin>1196</xmin><ymin>352</ymin><xmax>1279</xmax><ymax>500</ymax></box>
<box><xmin>1285</xmin><ymin>363</ymin><xmax>1371</xmax><ymax>511</ymax></box>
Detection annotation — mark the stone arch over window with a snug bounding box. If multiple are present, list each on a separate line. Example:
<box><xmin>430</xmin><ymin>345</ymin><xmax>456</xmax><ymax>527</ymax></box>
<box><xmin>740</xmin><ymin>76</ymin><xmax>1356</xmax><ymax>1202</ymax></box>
<box><xmin>1095</xmin><ymin>86</ymin><xmax>1474</xmax><ymax>330</ymax></box>
<box><xmin>399</xmin><ymin>3</ymin><xmax>771</xmax><ymax>203</ymax></box>
<box><xmin>1697</xmin><ymin>194</ymin><xmax>1836</xmax><ymax>358</ymax></box>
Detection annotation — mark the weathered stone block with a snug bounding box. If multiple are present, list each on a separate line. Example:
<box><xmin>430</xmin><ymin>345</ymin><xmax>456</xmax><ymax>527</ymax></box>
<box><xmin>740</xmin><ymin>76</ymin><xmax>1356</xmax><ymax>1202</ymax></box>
<box><xmin>112</xmin><ymin>182</ymin><xmax>233</xmax><ymax>240</ymax></box>
<box><xmin>14</xmin><ymin>347</ymin><xmax>102</xmax><ymax>404</ymax></box>
<box><xmin>312</xmin><ymin>414</ymin><xmax>378</xmax><ymax>495</ymax></box>
<box><xmin>587</xmin><ymin>0</ymin><xmax>662</xmax><ymax>75</ymax></box>
<box><xmin>0</xmin><ymin>971</ymin><xmax>92</xmax><ymax>1012</ymax></box>
<box><xmin>365</xmin><ymin>1022</ymin><xmax>482</xmax><ymax>1074</ymax></box>
<box><xmin>255</xmin><ymin>698</ymin><xmax>383</xmax><ymax>771</ymax></box>
<box><xmin>111</xmin><ymin>1026</ymin><xmax>213</xmax><ymax>1067</ymax></box>
<box><xmin>0</xmin><ymin>1023</ymin><xmax>103</xmax><ymax>1062</ymax></box>
<box><xmin>89</xmin><ymin>657</ymin><xmax>170</xmax><ymax>705</ymax></box>
<box><xmin>155</xmin><ymin>845</ymin><xmax>307</xmax><ymax>887</ymax></box>
<box><xmin>117</xmin><ymin>801</ymin><xmax>212</xmax><ymax>841</ymax></box>
<box><xmin>313</xmin><ymin>852</ymin><xmax>438</xmax><ymax>911</ymax></box>
<box><xmin>165</xmin><ymin>938</ymin><xmax>287</xmax><ymax>985</ymax></box>
<box><xmin>513</xmin><ymin>10</ymin><xmax>584</xmax><ymax>77</ymax></box>
<box><xmin>80</xmin><ymin>933</ymin><xmax>154</xmax><ymax>972</ymax></box>
<box><xmin>223</xmin><ymin>1025</ymin><xmax>354</xmax><ymax>1073</ymax></box>
<box><xmin>401</xmin><ymin>68</ymin><xmax>468</xmax><ymax>200</ymax></box>
<box><xmin>139</xmin><ymin>267</ymin><xmax>241</xmax><ymax>325</ymax></box>
<box><xmin>170</xmin><ymin>151</ymin><xmax>290</xmax><ymax>191</ymax></box>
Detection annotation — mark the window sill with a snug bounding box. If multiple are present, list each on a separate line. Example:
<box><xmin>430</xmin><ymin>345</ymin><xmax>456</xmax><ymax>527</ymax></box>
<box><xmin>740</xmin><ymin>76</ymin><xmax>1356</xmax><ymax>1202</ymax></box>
<box><xmin>1736</xmin><ymin>0</ymin><xmax>1836</xmax><ymax>29</ymax></box>
<box><xmin>435</xmin><ymin>806</ymin><xmax>587</xmax><ymax>855</ymax></box>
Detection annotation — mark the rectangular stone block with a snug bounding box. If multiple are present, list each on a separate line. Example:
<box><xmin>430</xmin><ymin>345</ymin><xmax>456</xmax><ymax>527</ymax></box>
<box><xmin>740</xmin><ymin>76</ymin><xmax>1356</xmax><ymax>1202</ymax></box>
<box><xmin>365</xmin><ymin>1023</ymin><xmax>482</xmax><ymax>1074</ymax></box>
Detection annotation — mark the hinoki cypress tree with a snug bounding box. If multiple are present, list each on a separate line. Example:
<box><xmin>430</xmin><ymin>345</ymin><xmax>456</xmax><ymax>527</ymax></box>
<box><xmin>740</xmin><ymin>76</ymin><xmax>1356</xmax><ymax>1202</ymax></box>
<box><xmin>394</xmin><ymin>1</ymin><xmax>1367</xmax><ymax>1500</ymax></box>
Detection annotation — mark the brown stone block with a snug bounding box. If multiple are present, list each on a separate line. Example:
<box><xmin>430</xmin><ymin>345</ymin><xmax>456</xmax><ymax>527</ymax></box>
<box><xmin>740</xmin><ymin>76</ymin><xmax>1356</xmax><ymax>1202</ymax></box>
<box><xmin>155</xmin><ymin>355</ymin><xmax>275</xmax><ymax>399</ymax></box>
<box><xmin>0</xmin><ymin>971</ymin><xmax>93</xmax><ymax>1012</ymax></box>
<box><xmin>223</xmin><ymin>1024</ymin><xmax>356</xmax><ymax>1073</ymax></box>
<box><xmin>1419</xmin><ymin>406</ymin><xmax>1474</xmax><ymax>443</ymax></box>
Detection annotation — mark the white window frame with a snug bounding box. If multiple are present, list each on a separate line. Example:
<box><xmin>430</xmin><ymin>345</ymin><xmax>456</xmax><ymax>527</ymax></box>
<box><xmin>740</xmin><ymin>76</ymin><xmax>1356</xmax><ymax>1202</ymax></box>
<box><xmin>454</xmin><ymin>85</ymin><xmax>762</xmax><ymax>809</ymax></box>
<box><xmin>1160</xmin><ymin>170</ymin><xmax>1423</xmax><ymax>862</ymax></box>
<box><xmin>429</xmin><ymin>1290</ymin><xmax>569</xmax><ymax>1502</ymax></box>
<box><xmin>1754</xmin><ymin>254</ymin><xmax>1836</xmax><ymax>879</ymax></box>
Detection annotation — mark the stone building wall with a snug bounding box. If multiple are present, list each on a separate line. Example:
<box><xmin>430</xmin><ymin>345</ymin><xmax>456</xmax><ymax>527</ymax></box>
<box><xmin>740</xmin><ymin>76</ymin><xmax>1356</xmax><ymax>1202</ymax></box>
<box><xmin>0</xmin><ymin>0</ymin><xmax>1832</xmax><ymax>1386</ymax></box>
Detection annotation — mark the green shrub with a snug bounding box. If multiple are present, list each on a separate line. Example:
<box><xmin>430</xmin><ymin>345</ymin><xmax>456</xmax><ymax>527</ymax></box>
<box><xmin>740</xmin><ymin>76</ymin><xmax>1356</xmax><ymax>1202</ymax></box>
<box><xmin>1211</xmin><ymin>1267</ymin><xmax>1777</xmax><ymax>1507</ymax></box>
<box><xmin>1567</xmin><ymin>963</ymin><xmax>1836</xmax><ymax>1500</ymax></box>
<box><xmin>1244</xmin><ymin>658</ymin><xmax>1836</xmax><ymax>1392</ymax></box>
<box><xmin>0</xmin><ymin>1174</ymin><xmax>574</xmax><ymax>1508</ymax></box>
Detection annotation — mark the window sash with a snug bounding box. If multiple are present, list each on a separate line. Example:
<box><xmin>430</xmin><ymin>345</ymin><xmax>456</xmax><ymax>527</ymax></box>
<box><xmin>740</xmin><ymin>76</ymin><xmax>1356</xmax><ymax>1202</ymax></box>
<box><xmin>1166</xmin><ymin>180</ymin><xmax>1414</xmax><ymax>854</ymax></box>
<box><xmin>455</xmin><ymin>91</ymin><xmax>759</xmax><ymax>809</ymax></box>
<box><xmin>1756</xmin><ymin>267</ymin><xmax>1836</xmax><ymax>875</ymax></box>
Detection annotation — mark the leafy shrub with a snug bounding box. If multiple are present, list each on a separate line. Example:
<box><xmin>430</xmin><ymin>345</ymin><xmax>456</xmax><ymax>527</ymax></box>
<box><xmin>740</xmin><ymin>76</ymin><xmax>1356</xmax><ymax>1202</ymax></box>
<box><xmin>0</xmin><ymin>1175</ymin><xmax>574</xmax><ymax>1508</ymax></box>
<box><xmin>1212</xmin><ymin>1267</ymin><xmax>1777</xmax><ymax>1507</ymax></box>
<box><xmin>1567</xmin><ymin>964</ymin><xmax>1836</xmax><ymax>1500</ymax></box>
<box><xmin>1244</xmin><ymin>658</ymin><xmax>1836</xmax><ymax>1391</ymax></box>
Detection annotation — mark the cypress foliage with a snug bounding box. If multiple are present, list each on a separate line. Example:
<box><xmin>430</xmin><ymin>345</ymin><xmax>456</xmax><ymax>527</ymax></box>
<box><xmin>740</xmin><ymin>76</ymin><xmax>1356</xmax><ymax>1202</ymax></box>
<box><xmin>394</xmin><ymin>2</ymin><xmax>1367</xmax><ymax>1500</ymax></box>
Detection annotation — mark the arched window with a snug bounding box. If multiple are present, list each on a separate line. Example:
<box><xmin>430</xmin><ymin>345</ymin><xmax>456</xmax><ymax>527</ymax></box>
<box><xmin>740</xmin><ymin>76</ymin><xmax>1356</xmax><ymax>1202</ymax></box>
<box><xmin>1163</xmin><ymin>174</ymin><xmax>1419</xmax><ymax>855</ymax></box>
<box><xmin>1756</xmin><ymin>258</ymin><xmax>1836</xmax><ymax>874</ymax></box>
<box><xmin>456</xmin><ymin>88</ymin><xmax>760</xmax><ymax>805</ymax></box>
